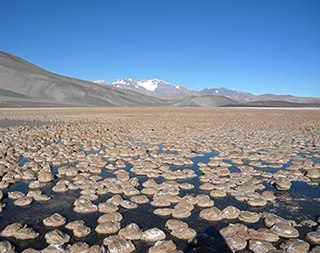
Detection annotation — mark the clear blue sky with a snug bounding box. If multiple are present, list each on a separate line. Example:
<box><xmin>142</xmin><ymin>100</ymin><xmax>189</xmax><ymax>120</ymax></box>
<box><xmin>1</xmin><ymin>0</ymin><xmax>319</xmax><ymax>96</ymax></box>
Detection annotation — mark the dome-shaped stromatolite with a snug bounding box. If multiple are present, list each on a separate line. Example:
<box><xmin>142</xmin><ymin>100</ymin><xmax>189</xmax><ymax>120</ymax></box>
<box><xmin>52</xmin><ymin>181</ymin><xmax>69</xmax><ymax>193</ymax></box>
<box><xmin>148</xmin><ymin>240</ymin><xmax>179</xmax><ymax>253</ymax></box>
<box><xmin>103</xmin><ymin>235</ymin><xmax>135</xmax><ymax>253</ymax></box>
<box><xmin>119</xmin><ymin>200</ymin><xmax>138</xmax><ymax>209</ymax></box>
<box><xmin>280</xmin><ymin>239</ymin><xmax>310</xmax><ymax>253</ymax></box>
<box><xmin>247</xmin><ymin>197</ymin><xmax>267</xmax><ymax>207</ymax></box>
<box><xmin>199</xmin><ymin>183</ymin><xmax>215</xmax><ymax>191</ymax></box>
<box><xmin>0</xmin><ymin>223</ymin><xmax>23</xmax><ymax>237</ymax></box>
<box><xmin>118</xmin><ymin>223</ymin><xmax>142</xmax><ymax>240</ymax></box>
<box><xmin>261</xmin><ymin>191</ymin><xmax>276</xmax><ymax>202</ymax></box>
<box><xmin>65</xmin><ymin>220</ymin><xmax>85</xmax><ymax>230</ymax></box>
<box><xmin>306</xmin><ymin>169</ymin><xmax>320</xmax><ymax>179</ymax></box>
<box><xmin>21</xmin><ymin>248</ymin><xmax>40</xmax><ymax>253</ymax></box>
<box><xmin>0</xmin><ymin>240</ymin><xmax>15</xmax><ymax>253</ymax></box>
<box><xmin>179</xmin><ymin>183</ymin><xmax>194</xmax><ymax>190</ymax></box>
<box><xmin>73</xmin><ymin>198</ymin><xmax>98</xmax><ymax>213</ymax></box>
<box><xmin>38</xmin><ymin>171</ymin><xmax>53</xmax><ymax>183</ymax></box>
<box><xmin>130</xmin><ymin>195</ymin><xmax>149</xmax><ymax>204</ymax></box>
<box><xmin>67</xmin><ymin>242</ymin><xmax>106</xmax><ymax>253</ymax></box>
<box><xmin>73</xmin><ymin>224</ymin><xmax>91</xmax><ymax>238</ymax></box>
<box><xmin>141</xmin><ymin>228</ymin><xmax>166</xmax><ymax>242</ymax></box>
<box><xmin>153</xmin><ymin>208</ymin><xmax>172</xmax><ymax>217</ymax></box>
<box><xmin>45</xmin><ymin>229</ymin><xmax>70</xmax><ymax>244</ymax></box>
<box><xmin>197</xmin><ymin>195</ymin><xmax>214</xmax><ymax>208</ymax></box>
<box><xmin>43</xmin><ymin>213</ymin><xmax>66</xmax><ymax>227</ymax></box>
<box><xmin>210</xmin><ymin>190</ymin><xmax>227</xmax><ymax>198</ymax></box>
<box><xmin>225</xmin><ymin>235</ymin><xmax>248</xmax><ymax>252</ymax></box>
<box><xmin>306</xmin><ymin>230</ymin><xmax>320</xmax><ymax>244</ymax></box>
<box><xmin>248</xmin><ymin>228</ymin><xmax>280</xmax><ymax>243</ymax></box>
<box><xmin>165</xmin><ymin>219</ymin><xmax>188</xmax><ymax>231</ymax></box>
<box><xmin>65</xmin><ymin>219</ymin><xmax>91</xmax><ymax>238</ymax></box>
<box><xmin>0</xmin><ymin>223</ymin><xmax>39</xmax><ymax>240</ymax></box>
<box><xmin>98</xmin><ymin>202</ymin><xmax>119</xmax><ymax>213</ymax></box>
<box><xmin>274</xmin><ymin>178</ymin><xmax>291</xmax><ymax>191</ymax></box>
<box><xmin>67</xmin><ymin>242</ymin><xmax>89</xmax><ymax>253</ymax></box>
<box><xmin>13</xmin><ymin>227</ymin><xmax>39</xmax><ymax>240</ymax></box>
<box><xmin>87</xmin><ymin>245</ymin><xmax>106</xmax><ymax>253</ymax></box>
<box><xmin>249</xmin><ymin>239</ymin><xmax>275</xmax><ymax>253</ymax></box>
<box><xmin>95</xmin><ymin>221</ymin><xmax>121</xmax><ymax>235</ymax></box>
<box><xmin>42</xmin><ymin>244</ymin><xmax>65</xmax><ymax>253</ymax></box>
<box><xmin>8</xmin><ymin>191</ymin><xmax>25</xmax><ymax>199</ymax></box>
<box><xmin>199</xmin><ymin>207</ymin><xmax>222</xmax><ymax>221</ymax></box>
<box><xmin>172</xmin><ymin>207</ymin><xmax>192</xmax><ymax>219</ymax></box>
<box><xmin>171</xmin><ymin>227</ymin><xmax>196</xmax><ymax>240</ymax></box>
<box><xmin>263</xmin><ymin>214</ymin><xmax>288</xmax><ymax>228</ymax></box>
<box><xmin>98</xmin><ymin>212</ymin><xmax>123</xmax><ymax>223</ymax></box>
<box><xmin>270</xmin><ymin>223</ymin><xmax>299</xmax><ymax>238</ymax></box>
<box><xmin>14</xmin><ymin>196</ymin><xmax>33</xmax><ymax>206</ymax></box>
<box><xmin>220</xmin><ymin>223</ymin><xmax>249</xmax><ymax>252</ymax></box>
<box><xmin>222</xmin><ymin>206</ymin><xmax>241</xmax><ymax>220</ymax></box>
<box><xmin>239</xmin><ymin>211</ymin><xmax>260</xmax><ymax>223</ymax></box>
<box><xmin>28</xmin><ymin>190</ymin><xmax>50</xmax><ymax>201</ymax></box>
<box><xmin>28</xmin><ymin>180</ymin><xmax>46</xmax><ymax>189</ymax></box>
<box><xmin>150</xmin><ymin>198</ymin><xmax>171</xmax><ymax>208</ymax></box>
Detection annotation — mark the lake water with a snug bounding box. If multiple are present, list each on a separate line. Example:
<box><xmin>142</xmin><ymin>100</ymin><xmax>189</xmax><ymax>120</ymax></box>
<box><xmin>0</xmin><ymin>151</ymin><xmax>319</xmax><ymax>252</ymax></box>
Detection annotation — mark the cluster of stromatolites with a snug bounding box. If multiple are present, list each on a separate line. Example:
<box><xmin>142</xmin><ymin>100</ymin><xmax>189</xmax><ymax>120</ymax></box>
<box><xmin>0</xmin><ymin>108</ymin><xmax>320</xmax><ymax>252</ymax></box>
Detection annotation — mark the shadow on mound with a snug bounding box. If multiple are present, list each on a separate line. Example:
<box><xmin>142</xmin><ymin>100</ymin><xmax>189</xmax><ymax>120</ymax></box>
<box><xmin>185</xmin><ymin>226</ymin><xmax>232</xmax><ymax>253</ymax></box>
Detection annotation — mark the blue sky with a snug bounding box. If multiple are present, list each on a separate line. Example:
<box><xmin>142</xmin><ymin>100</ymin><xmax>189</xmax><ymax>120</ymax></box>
<box><xmin>1</xmin><ymin>0</ymin><xmax>319</xmax><ymax>97</ymax></box>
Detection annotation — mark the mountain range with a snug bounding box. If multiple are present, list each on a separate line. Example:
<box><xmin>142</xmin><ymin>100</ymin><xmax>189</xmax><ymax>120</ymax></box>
<box><xmin>94</xmin><ymin>78</ymin><xmax>251</xmax><ymax>99</ymax></box>
<box><xmin>95</xmin><ymin>78</ymin><xmax>320</xmax><ymax>105</ymax></box>
<box><xmin>0</xmin><ymin>51</ymin><xmax>319</xmax><ymax>108</ymax></box>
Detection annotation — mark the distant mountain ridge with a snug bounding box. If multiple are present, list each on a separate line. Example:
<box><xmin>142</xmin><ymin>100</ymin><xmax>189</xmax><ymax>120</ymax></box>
<box><xmin>94</xmin><ymin>78</ymin><xmax>250</xmax><ymax>99</ymax></box>
<box><xmin>94</xmin><ymin>78</ymin><xmax>320</xmax><ymax>104</ymax></box>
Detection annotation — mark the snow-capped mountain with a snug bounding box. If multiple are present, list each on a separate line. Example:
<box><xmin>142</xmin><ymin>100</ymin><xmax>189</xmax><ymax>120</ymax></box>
<box><xmin>98</xmin><ymin>77</ymin><xmax>320</xmax><ymax>104</ymax></box>
<box><xmin>92</xmin><ymin>77</ymin><xmax>320</xmax><ymax>104</ymax></box>
<box><xmin>94</xmin><ymin>78</ymin><xmax>249</xmax><ymax>99</ymax></box>
<box><xmin>97</xmin><ymin>78</ymin><xmax>196</xmax><ymax>98</ymax></box>
<box><xmin>113</xmin><ymin>78</ymin><xmax>160</xmax><ymax>92</ymax></box>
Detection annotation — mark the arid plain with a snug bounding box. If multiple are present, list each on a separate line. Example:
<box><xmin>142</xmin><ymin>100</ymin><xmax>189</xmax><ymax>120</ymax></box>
<box><xmin>0</xmin><ymin>108</ymin><xmax>320</xmax><ymax>253</ymax></box>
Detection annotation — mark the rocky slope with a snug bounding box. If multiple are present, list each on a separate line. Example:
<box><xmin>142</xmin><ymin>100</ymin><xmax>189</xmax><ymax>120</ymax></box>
<box><xmin>0</xmin><ymin>52</ymin><xmax>166</xmax><ymax>107</ymax></box>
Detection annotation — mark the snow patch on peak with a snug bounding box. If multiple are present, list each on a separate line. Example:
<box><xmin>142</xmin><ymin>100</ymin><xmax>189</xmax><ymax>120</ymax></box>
<box><xmin>175</xmin><ymin>85</ymin><xmax>181</xmax><ymax>89</ymax></box>
<box><xmin>112</xmin><ymin>78</ymin><xmax>134</xmax><ymax>85</ymax></box>
<box><xmin>137</xmin><ymin>80</ymin><xmax>159</xmax><ymax>91</ymax></box>
<box><xmin>215</xmin><ymin>90</ymin><xmax>219</xmax><ymax>94</ymax></box>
